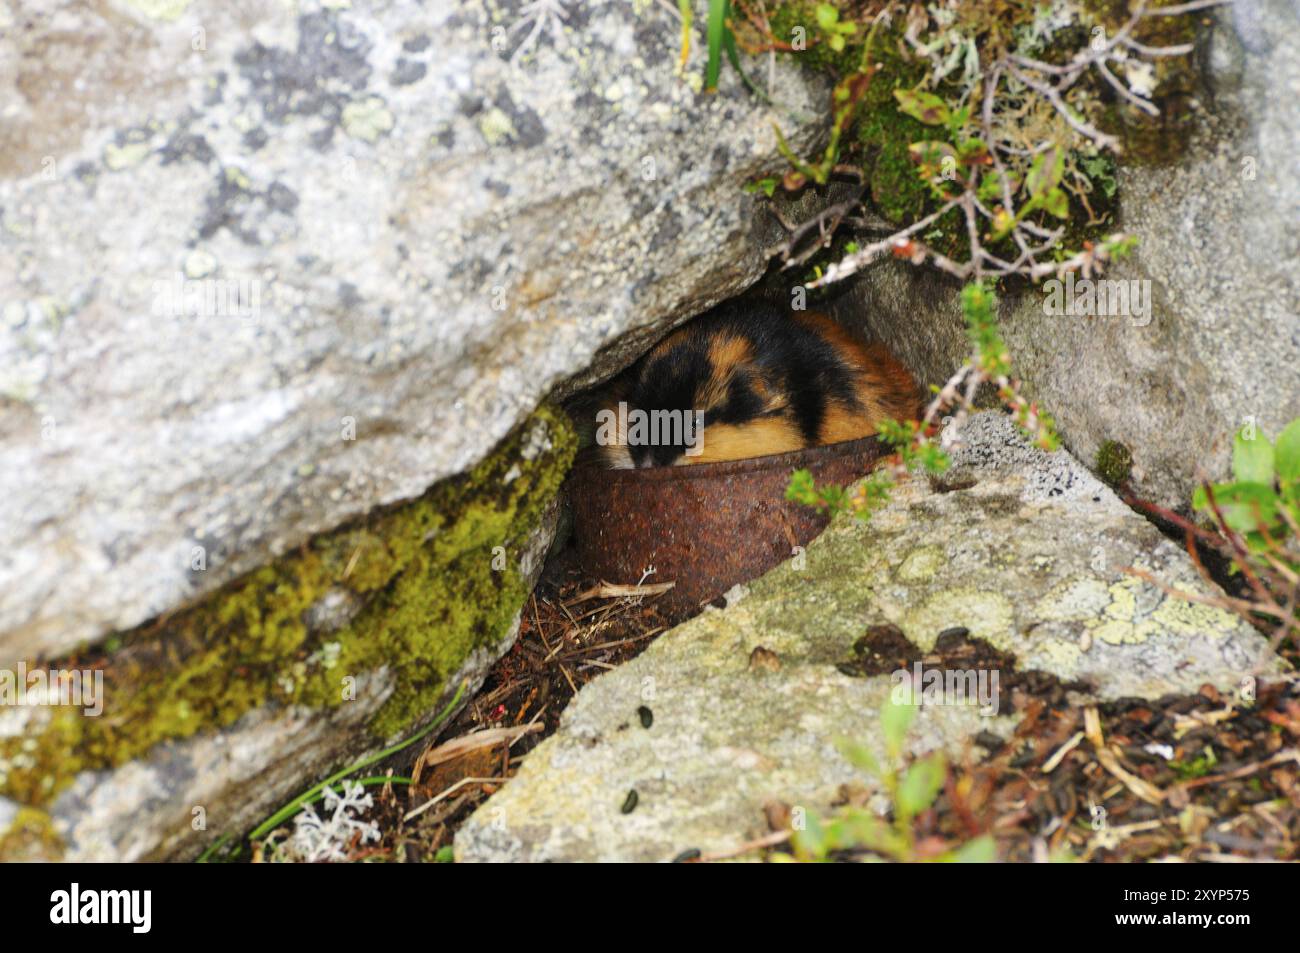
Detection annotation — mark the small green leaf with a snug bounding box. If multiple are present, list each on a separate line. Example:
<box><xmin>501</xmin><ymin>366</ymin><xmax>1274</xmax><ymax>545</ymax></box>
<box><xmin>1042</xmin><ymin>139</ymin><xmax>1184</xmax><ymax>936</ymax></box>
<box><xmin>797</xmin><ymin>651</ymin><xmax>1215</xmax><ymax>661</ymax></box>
<box><xmin>1195</xmin><ymin>482</ymin><xmax>1280</xmax><ymax>533</ymax></box>
<box><xmin>957</xmin><ymin>137</ymin><xmax>989</xmax><ymax>162</ymax></box>
<box><xmin>838</xmin><ymin>739</ymin><xmax>882</xmax><ymax>776</ymax></box>
<box><xmin>897</xmin><ymin>751</ymin><xmax>946</xmax><ymax>820</ymax></box>
<box><xmin>881</xmin><ymin>698</ymin><xmax>917</xmax><ymax>758</ymax></box>
<box><xmin>791</xmin><ymin>812</ymin><xmax>829</xmax><ymax>862</ymax></box>
<box><xmin>1233</xmin><ymin>427</ymin><xmax>1275</xmax><ymax>485</ymax></box>
<box><xmin>1274</xmin><ymin>418</ymin><xmax>1300</xmax><ymax>485</ymax></box>
<box><xmin>840</xmin><ymin>811</ymin><xmax>894</xmax><ymax>855</ymax></box>
<box><xmin>948</xmin><ymin>834</ymin><xmax>997</xmax><ymax>863</ymax></box>
<box><xmin>1043</xmin><ymin>186</ymin><xmax>1069</xmax><ymax>218</ymax></box>
<box><xmin>786</xmin><ymin>468</ymin><xmax>817</xmax><ymax>505</ymax></box>
<box><xmin>894</xmin><ymin>89</ymin><xmax>951</xmax><ymax>126</ymax></box>
<box><xmin>815</xmin><ymin>3</ymin><xmax>839</xmax><ymax>28</ymax></box>
<box><xmin>1025</xmin><ymin>146</ymin><xmax>1064</xmax><ymax>199</ymax></box>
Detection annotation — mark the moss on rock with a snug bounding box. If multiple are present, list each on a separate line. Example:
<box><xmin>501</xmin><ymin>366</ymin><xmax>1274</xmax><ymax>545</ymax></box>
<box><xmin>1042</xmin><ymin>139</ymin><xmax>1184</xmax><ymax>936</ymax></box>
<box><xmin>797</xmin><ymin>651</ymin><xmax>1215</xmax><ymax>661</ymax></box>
<box><xmin>0</xmin><ymin>406</ymin><xmax>575</xmax><ymax>813</ymax></box>
<box><xmin>1095</xmin><ymin>439</ymin><xmax>1134</xmax><ymax>487</ymax></box>
<box><xmin>0</xmin><ymin>806</ymin><xmax>62</xmax><ymax>861</ymax></box>
<box><xmin>765</xmin><ymin>0</ymin><xmax>1204</xmax><ymax>258</ymax></box>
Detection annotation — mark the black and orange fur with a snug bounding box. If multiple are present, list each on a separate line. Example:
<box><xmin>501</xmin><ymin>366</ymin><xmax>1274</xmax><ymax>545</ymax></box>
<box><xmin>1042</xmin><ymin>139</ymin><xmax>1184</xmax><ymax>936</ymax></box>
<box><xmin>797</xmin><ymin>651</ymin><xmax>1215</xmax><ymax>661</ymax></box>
<box><xmin>596</xmin><ymin>307</ymin><xmax>921</xmax><ymax>468</ymax></box>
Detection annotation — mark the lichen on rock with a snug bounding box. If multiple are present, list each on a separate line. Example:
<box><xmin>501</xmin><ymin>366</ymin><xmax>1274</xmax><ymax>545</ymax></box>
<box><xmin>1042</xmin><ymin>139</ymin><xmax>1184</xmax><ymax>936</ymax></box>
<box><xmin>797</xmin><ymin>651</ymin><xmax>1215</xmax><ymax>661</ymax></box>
<box><xmin>0</xmin><ymin>406</ymin><xmax>574</xmax><ymax>859</ymax></box>
<box><xmin>454</xmin><ymin>413</ymin><xmax>1283</xmax><ymax>862</ymax></box>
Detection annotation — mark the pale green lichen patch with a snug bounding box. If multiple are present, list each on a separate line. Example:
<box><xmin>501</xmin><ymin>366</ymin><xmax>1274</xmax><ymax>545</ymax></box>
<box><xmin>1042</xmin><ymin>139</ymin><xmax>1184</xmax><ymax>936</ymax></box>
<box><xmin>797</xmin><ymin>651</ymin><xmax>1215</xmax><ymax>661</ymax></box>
<box><xmin>1035</xmin><ymin>575</ymin><xmax>1114</xmax><ymax>622</ymax></box>
<box><xmin>896</xmin><ymin>545</ymin><xmax>943</xmax><ymax>583</ymax></box>
<box><xmin>1150</xmin><ymin>596</ymin><xmax>1241</xmax><ymax>638</ymax></box>
<box><xmin>742</xmin><ymin>415</ymin><xmax>1278</xmax><ymax>699</ymax></box>
<box><xmin>342</xmin><ymin>97</ymin><xmax>395</xmax><ymax>143</ymax></box>
<box><xmin>103</xmin><ymin>141</ymin><xmax>151</xmax><ymax>171</ymax></box>
<box><xmin>0</xmin><ymin>406</ymin><xmax>575</xmax><ymax>819</ymax></box>
<box><xmin>478</xmin><ymin>108</ymin><xmax>516</xmax><ymax>147</ymax></box>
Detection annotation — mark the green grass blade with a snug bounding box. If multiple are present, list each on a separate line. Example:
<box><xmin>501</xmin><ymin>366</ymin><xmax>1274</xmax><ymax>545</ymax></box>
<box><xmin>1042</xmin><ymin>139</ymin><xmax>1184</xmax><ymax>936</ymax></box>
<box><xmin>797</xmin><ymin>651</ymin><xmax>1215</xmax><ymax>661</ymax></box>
<box><xmin>723</xmin><ymin>19</ymin><xmax>772</xmax><ymax>104</ymax></box>
<box><xmin>705</xmin><ymin>0</ymin><xmax>727</xmax><ymax>91</ymax></box>
<box><xmin>246</xmin><ymin>680</ymin><xmax>467</xmax><ymax>843</ymax></box>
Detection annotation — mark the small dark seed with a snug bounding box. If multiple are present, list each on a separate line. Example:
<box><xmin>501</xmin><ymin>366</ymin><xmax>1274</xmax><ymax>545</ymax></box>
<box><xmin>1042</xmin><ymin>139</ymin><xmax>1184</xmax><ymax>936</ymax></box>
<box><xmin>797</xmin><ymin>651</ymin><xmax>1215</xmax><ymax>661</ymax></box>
<box><xmin>637</xmin><ymin>705</ymin><xmax>653</xmax><ymax>729</ymax></box>
<box><xmin>621</xmin><ymin>789</ymin><xmax>639</xmax><ymax>814</ymax></box>
<box><xmin>671</xmin><ymin>848</ymin><xmax>701</xmax><ymax>863</ymax></box>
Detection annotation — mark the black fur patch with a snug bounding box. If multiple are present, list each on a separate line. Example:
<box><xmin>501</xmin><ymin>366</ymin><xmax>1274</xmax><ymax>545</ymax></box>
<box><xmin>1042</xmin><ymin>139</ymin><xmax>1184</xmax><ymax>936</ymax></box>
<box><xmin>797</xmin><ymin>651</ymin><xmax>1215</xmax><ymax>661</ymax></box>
<box><xmin>617</xmin><ymin>306</ymin><xmax>865</xmax><ymax>465</ymax></box>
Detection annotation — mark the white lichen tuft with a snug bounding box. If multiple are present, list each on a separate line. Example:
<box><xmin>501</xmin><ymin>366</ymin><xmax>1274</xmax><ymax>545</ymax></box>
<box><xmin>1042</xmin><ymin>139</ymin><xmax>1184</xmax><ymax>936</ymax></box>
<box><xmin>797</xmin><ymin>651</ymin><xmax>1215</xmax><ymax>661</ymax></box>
<box><xmin>283</xmin><ymin>781</ymin><xmax>380</xmax><ymax>863</ymax></box>
<box><xmin>510</xmin><ymin>0</ymin><xmax>572</xmax><ymax>65</ymax></box>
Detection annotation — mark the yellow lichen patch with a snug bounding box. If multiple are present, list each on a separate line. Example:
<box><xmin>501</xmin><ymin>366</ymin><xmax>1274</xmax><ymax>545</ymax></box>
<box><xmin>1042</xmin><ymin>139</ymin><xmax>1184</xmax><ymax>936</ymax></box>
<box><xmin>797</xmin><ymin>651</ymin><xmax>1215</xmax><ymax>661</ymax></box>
<box><xmin>895</xmin><ymin>546</ymin><xmax>943</xmax><ymax>583</ymax></box>
<box><xmin>478</xmin><ymin>108</ymin><xmax>517</xmax><ymax>147</ymax></box>
<box><xmin>1150</xmin><ymin>596</ymin><xmax>1240</xmax><ymax>638</ymax></box>
<box><xmin>902</xmin><ymin>588</ymin><xmax>1014</xmax><ymax>652</ymax></box>
<box><xmin>1104</xmin><ymin>577</ymin><xmax>1143</xmax><ymax>622</ymax></box>
<box><xmin>1035</xmin><ymin>637</ymin><xmax>1083</xmax><ymax>669</ymax></box>
<box><xmin>1090</xmin><ymin>618</ymin><xmax>1155</xmax><ymax>646</ymax></box>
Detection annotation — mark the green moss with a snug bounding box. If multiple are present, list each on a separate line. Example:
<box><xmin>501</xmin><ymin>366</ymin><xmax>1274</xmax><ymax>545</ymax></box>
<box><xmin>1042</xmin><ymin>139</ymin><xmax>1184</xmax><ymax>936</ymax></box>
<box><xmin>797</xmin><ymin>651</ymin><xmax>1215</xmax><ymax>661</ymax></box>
<box><xmin>767</xmin><ymin>0</ymin><xmax>1205</xmax><ymax>263</ymax></box>
<box><xmin>851</xmin><ymin>53</ymin><xmax>934</xmax><ymax>226</ymax></box>
<box><xmin>767</xmin><ymin>2</ymin><xmax>862</xmax><ymax>77</ymax></box>
<box><xmin>765</xmin><ymin>4</ymin><xmax>971</xmax><ymax>256</ymax></box>
<box><xmin>0</xmin><ymin>406</ymin><xmax>576</xmax><ymax>813</ymax></box>
<box><xmin>0</xmin><ymin>807</ymin><xmax>63</xmax><ymax>861</ymax></box>
<box><xmin>1095</xmin><ymin>439</ymin><xmax>1134</xmax><ymax>487</ymax></box>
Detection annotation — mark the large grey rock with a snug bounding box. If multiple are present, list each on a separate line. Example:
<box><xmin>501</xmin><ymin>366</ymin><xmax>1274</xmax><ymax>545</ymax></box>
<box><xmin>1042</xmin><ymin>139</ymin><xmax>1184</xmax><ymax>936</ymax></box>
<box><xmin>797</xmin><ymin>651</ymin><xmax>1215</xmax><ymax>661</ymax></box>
<box><xmin>454</xmin><ymin>413</ymin><xmax>1281</xmax><ymax>862</ymax></box>
<box><xmin>0</xmin><ymin>0</ymin><xmax>828</xmax><ymax>664</ymax></box>
<box><xmin>833</xmin><ymin>0</ymin><xmax>1300</xmax><ymax>509</ymax></box>
<box><xmin>1</xmin><ymin>492</ymin><xmax>559</xmax><ymax>861</ymax></box>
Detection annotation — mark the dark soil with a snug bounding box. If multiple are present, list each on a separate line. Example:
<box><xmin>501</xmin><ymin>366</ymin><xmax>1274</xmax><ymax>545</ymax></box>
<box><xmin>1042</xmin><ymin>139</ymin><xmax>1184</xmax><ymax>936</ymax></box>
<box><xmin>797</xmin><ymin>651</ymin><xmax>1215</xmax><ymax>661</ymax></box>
<box><xmin>355</xmin><ymin>547</ymin><xmax>685</xmax><ymax>862</ymax></box>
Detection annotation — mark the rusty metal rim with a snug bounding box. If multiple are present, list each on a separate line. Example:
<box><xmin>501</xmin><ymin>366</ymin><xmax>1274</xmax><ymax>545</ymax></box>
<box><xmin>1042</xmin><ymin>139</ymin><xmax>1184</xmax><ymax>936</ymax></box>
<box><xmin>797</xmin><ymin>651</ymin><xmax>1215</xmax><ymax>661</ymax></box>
<box><xmin>568</xmin><ymin>434</ymin><xmax>888</xmax><ymax>485</ymax></box>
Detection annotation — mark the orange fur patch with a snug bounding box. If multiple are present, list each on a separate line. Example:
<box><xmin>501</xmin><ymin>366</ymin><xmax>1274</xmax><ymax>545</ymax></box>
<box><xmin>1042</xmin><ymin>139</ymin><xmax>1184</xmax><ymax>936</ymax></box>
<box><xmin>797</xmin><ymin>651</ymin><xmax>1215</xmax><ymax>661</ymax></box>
<box><xmin>695</xmin><ymin>333</ymin><xmax>750</xmax><ymax>409</ymax></box>
<box><xmin>707</xmin><ymin>333</ymin><xmax>753</xmax><ymax>377</ymax></box>
<box><xmin>817</xmin><ymin>402</ymin><xmax>878</xmax><ymax>444</ymax></box>
<box><xmin>684</xmin><ymin>416</ymin><xmax>806</xmax><ymax>465</ymax></box>
<box><xmin>793</xmin><ymin>311</ymin><xmax>922</xmax><ymax>438</ymax></box>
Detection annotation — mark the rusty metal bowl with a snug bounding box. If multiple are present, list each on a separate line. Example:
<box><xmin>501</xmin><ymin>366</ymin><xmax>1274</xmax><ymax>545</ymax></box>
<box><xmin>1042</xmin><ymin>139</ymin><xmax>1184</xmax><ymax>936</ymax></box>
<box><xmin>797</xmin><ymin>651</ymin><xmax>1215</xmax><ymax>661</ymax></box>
<box><xmin>566</xmin><ymin>435</ymin><xmax>889</xmax><ymax>614</ymax></box>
